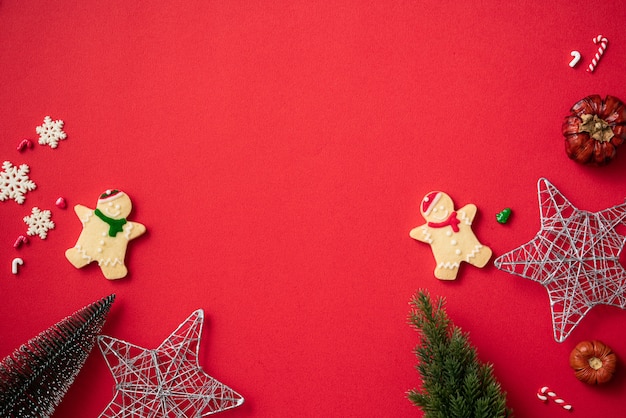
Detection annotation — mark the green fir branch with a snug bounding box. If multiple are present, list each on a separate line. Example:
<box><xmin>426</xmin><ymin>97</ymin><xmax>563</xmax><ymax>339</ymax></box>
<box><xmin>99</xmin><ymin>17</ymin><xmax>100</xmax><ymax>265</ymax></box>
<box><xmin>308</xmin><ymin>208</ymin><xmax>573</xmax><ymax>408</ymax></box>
<box><xmin>407</xmin><ymin>290</ymin><xmax>512</xmax><ymax>418</ymax></box>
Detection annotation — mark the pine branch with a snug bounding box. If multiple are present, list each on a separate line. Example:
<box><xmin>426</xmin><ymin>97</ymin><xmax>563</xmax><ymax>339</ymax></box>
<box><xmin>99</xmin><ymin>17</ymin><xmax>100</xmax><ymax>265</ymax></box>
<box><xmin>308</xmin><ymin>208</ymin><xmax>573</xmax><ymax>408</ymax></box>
<box><xmin>407</xmin><ymin>290</ymin><xmax>512</xmax><ymax>418</ymax></box>
<box><xmin>0</xmin><ymin>294</ymin><xmax>115</xmax><ymax>417</ymax></box>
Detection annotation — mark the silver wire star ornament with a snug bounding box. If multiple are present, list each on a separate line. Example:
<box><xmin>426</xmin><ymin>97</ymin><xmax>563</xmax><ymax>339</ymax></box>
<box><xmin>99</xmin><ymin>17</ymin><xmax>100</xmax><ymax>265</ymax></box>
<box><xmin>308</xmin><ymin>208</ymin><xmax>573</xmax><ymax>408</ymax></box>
<box><xmin>494</xmin><ymin>178</ymin><xmax>626</xmax><ymax>342</ymax></box>
<box><xmin>98</xmin><ymin>310</ymin><xmax>244</xmax><ymax>417</ymax></box>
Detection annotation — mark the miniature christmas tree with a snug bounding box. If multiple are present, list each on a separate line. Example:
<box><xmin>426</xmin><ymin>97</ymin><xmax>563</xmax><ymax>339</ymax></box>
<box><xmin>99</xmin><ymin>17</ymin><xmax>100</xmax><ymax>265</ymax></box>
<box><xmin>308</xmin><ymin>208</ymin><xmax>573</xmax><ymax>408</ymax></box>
<box><xmin>0</xmin><ymin>294</ymin><xmax>115</xmax><ymax>417</ymax></box>
<box><xmin>408</xmin><ymin>290</ymin><xmax>512</xmax><ymax>418</ymax></box>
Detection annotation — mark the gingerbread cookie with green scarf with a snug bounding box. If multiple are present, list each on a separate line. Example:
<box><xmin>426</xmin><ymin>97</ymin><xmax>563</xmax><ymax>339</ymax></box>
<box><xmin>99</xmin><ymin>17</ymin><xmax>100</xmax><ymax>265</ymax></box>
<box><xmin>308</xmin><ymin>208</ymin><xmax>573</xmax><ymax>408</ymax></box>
<box><xmin>65</xmin><ymin>189</ymin><xmax>146</xmax><ymax>279</ymax></box>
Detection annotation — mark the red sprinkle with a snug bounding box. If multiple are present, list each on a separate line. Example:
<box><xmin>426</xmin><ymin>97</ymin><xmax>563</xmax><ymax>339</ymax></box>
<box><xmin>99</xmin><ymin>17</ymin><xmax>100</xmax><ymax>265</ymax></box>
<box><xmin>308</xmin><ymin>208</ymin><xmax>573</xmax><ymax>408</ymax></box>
<box><xmin>55</xmin><ymin>197</ymin><xmax>67</xmax><ymax>209</ymax></box>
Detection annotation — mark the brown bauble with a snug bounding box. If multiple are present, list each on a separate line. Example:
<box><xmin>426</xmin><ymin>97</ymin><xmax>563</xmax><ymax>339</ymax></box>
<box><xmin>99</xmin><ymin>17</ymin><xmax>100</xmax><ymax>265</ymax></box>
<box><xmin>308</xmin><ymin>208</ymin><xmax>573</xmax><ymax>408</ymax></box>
<box><xmin>569</xmin><ymin>340</ymin><xmax>617</xmax><ymax>384</ymax></box>
<box><xmin>562</xmin><ymin>95</ymin><xmax>626</xmax><ymax>165</ymax></box>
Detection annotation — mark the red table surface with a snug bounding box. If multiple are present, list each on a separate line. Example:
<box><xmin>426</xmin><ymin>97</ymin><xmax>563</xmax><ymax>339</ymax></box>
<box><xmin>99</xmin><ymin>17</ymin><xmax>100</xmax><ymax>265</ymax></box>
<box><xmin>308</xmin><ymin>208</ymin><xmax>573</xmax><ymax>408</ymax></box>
<box><xmin>1</xmin><ymin>1</ymin><xmax>626</xmax><ymax>417</ymax></box>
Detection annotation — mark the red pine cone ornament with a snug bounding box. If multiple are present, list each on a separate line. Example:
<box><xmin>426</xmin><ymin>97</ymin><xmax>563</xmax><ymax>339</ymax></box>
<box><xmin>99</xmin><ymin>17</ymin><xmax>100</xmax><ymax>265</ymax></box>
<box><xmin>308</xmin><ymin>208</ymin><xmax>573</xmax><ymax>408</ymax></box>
<box><xmin>569</xmin><ymin>340</ymin><xmax>617</xmax><ymax>385</ymax></box>
<box><xmin>562</xmin><ymin>95</ymin><xmax>626</xmax><ymax>165</ymax></box>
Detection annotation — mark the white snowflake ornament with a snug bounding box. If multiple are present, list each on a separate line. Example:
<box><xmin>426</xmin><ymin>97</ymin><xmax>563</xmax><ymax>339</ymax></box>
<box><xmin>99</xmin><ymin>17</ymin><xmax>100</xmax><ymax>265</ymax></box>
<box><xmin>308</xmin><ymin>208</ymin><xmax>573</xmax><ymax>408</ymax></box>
<box><xmin>24</xmin><ymin>207</ymin><xmax>55</xmax><ymax>239</ymax></box>
<box><xmin>36</xmin><ymin>116</ymin><xmax>67</xmax><ymax>148</ymax></box>
<box><xmin>0</xmin><ymin>161</ymin><xmax>37</xmax><ymax>204</ymax></box>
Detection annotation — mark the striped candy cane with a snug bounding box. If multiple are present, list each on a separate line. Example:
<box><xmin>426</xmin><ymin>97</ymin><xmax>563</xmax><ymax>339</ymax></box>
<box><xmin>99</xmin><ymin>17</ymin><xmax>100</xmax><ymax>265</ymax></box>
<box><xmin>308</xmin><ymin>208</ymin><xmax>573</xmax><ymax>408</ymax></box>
<box><xmin>537</xmin><ymin>386</ymin><xmax>573</xmax><ymax>411</ymax></box>
<box><xmin>587</xmin><ymin>35</ymin><xmax>608</xmax><ymax>73</ymax></box>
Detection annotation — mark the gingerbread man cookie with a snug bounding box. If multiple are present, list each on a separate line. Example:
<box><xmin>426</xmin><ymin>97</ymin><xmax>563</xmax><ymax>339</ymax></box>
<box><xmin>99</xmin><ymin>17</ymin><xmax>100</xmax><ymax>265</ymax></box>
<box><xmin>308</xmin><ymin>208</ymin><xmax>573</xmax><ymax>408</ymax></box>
<box><xmin>410</xmin><ymin>191</ymin><xmax>491</xmax><ymax>280</ymax></box>
<box><xmin>65</xmin><ymin>190</ymin><xmax>146</xmax><ymax>279</ymax></box>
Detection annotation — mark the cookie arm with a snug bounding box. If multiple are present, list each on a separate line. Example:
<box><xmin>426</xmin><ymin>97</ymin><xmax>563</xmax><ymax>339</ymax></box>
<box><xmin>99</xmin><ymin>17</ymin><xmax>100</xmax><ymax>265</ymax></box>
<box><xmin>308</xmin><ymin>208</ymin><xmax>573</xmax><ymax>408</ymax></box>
<box><xmin>409</xmin><ymin>224</ymin><xmax>432</xmax><ymax>243</ymax></box>
<box><xmin>73</xmin><ymin>204</ymin><xmax>92</xmax><ymax>219</ymax></box>
<box><xmin>457</xmin><ymin>204</ymin><xmax>477</xmax><ymax>224</ymax></box>
<box><xmin>127</xmin><ymin>221</ymin><xmax>146</xmax><ymax>240</ymax></box>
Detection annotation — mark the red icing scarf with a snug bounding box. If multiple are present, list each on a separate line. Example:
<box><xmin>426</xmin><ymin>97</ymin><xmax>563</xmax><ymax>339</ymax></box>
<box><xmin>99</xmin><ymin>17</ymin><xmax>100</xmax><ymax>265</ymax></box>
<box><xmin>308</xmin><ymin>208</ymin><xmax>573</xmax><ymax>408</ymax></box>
<box><xmin>427</xmin><ymin>211</ymin><xmax>460</xmax><ymax>232</ymax></box>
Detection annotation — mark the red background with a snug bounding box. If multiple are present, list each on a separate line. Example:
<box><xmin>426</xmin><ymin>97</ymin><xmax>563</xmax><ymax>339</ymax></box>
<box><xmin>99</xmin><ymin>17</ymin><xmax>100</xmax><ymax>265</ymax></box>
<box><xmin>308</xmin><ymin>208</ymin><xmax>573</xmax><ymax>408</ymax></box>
<box><xmin>1</xmin><ymin>1</ymin><xmax>626</xmax><ymax>417</ymax></box>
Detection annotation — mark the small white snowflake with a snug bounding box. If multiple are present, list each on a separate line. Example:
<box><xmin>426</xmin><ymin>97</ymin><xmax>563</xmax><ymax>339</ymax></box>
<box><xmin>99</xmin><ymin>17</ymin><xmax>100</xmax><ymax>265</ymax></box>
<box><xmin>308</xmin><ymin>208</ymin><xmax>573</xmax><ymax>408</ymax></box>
<box><xmin>24</xmin><ymin>207</ymin><xmax>55</xmax><ymax>239</ymax></box>
<box><xmin>0</xmin><ymin>161</ymin><xmax>37</xmax><ymax>204</ymax></box>
<box><xmin>36</xmin><ymin>116</ymin><xmax>67</xmax><ymax>148</ymax></box>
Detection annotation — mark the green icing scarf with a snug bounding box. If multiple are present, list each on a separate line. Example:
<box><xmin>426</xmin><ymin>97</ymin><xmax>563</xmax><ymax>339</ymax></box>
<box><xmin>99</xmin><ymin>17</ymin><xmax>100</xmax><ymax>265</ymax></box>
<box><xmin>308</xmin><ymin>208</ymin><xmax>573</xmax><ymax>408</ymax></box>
<box><xmin>94</xmin><ymin>209</ymin><xmax>128</xmax><ymax>237</ymax></box>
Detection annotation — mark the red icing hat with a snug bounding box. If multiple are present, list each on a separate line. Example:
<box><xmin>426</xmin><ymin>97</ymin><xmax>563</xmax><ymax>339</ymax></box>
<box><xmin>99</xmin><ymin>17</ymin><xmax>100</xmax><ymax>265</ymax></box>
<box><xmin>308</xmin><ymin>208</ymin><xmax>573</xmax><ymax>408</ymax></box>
<box><xmin>421</xmin><ymin>191</ymin><xmax>441</xmax><ymax>215</ymax></box>
<box><xmin>98</xmin><ymin>189</ymin><xmax>123</xmax><ymax>202</ymax></box>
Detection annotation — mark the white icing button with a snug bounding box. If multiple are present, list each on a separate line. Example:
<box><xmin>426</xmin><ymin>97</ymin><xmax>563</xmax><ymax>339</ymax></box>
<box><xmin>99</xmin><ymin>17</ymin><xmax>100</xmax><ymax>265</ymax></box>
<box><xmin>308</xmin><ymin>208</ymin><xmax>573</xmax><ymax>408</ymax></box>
<box><xmin>102</xmin><ymin>232</ymin><xmax>107</xmax><ymax>236</ymax></box>
<box><xmin>455</xmin><ymin>249</ymin><xmax>462</xmax><ymax>255</ymax></box>
<box><xmin>99</xmin><ymin>240</ymin><xmax>105</xmax><ymax>245</ymax></box>
<box><xmin>97</xmin><ymin>248</ymin><xmax>103</xmax><ymax>253</ymax></box>
<box><xmin>450</xmin><ymin>239</ymin><xmax>457</xmax><ymax>246</ymax></box>
<box><xmin>446</xmin><ymin>231</ymin><xmax>452</xmax><ymax>237</ymax></box>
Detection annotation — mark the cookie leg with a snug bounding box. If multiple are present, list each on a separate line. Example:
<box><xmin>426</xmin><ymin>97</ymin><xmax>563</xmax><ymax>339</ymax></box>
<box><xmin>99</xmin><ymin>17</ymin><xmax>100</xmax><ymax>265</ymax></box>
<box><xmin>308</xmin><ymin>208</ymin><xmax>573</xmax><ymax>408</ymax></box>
<box><xmin>100</xmin><ymin>263</ymin><xmax>128</xmax><ymax>280</ymax></box>
<box><xmin>65</xmin><ymin>247</ymin><xmax>91</xmax><ymax>268</ymax></box>
<box><xmin>434</xmin><ymin>264</ymin><xmax>460</xmax><ymax>280</ymax></box>
<box><xmin>468</xmin><ymin>245</ymin><xmax>492</xmax><ymax>268</ymax></box>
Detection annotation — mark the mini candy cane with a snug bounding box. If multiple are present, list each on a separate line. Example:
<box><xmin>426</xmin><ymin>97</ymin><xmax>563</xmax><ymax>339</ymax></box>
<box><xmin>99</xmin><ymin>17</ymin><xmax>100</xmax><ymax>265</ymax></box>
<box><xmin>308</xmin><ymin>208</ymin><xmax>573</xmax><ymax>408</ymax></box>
<box><xmin>11</xmin><ymin>258</ymin><xmax>23</xmax><ymax>275</ymax></box>
<box><xmin>16</xmin><ymin>139</ymin><xmax>34</xmax><ymax>152</ymax></box>
<box><xmin>587</xmin><ymin>35</ymin><xmax>608</xmax><ymax>73</ymax></box>
<box><xmin>13</xmin><ymin>235</ymin><xmax>29</xmax><ymax>248</ymax></box>
<box><xmin>537</xmin><ymin>386</ymin><xmax>573</xmax><ymax>411</ymax></box>
<box><xmin>568</xmin><ymin>51</ymin><xmax>581</xmax><ymax>68</ymax></box>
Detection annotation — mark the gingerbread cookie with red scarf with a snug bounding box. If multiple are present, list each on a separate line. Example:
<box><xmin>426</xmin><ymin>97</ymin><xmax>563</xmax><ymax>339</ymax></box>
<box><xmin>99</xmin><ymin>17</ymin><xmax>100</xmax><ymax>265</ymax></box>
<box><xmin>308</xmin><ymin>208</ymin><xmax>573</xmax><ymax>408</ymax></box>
<box><xmin>410</xmin><ymin>191</ymin><xmax>491</xmax><ymax>280</ymax></box>
<box><xmin>65</xmin><ymin>189</ymin><xmax>146</xmax><ymax>279</ymax></box>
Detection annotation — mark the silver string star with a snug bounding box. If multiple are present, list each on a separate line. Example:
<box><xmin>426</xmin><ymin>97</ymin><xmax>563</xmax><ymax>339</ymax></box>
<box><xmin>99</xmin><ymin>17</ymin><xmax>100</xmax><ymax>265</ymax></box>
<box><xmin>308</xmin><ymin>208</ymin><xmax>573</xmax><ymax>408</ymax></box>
<box><xmin>98</xmin><ymin>310</ymin><xmax>244</xmax><ymax>417</ymax></box>
<box><xmin>494</xmin><ymin>178</ymin><xmax>626</xmax><ymax>342</ymax></box>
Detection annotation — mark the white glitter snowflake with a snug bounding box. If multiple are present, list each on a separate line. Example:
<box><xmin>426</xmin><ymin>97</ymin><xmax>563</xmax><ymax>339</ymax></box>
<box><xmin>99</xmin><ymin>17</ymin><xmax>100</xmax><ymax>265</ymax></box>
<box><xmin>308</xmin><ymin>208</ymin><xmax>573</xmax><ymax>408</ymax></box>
<box><xmin>0</xmin><ymin>161</ymin><xmax>37</xmax><ymax>204</ymax></box>
<box><xmin>36</xmin><ymin>115</ymin><xmax>67</xmax><ymax>148</ymax></box>
<box><xmin>24</xmin><ymin>207</ymin><xmax>55</xmax><ymax>239</ymax></box>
